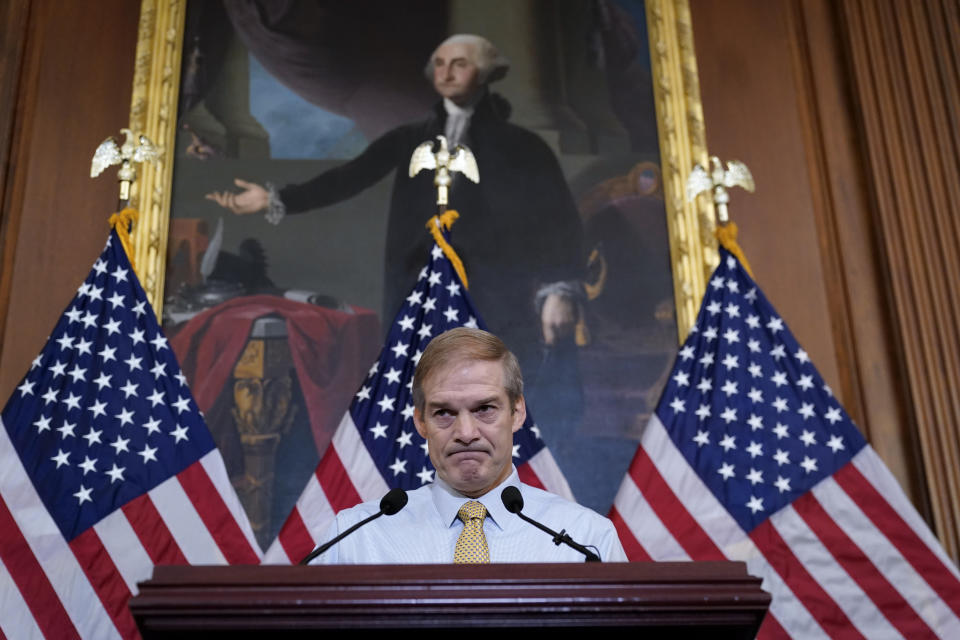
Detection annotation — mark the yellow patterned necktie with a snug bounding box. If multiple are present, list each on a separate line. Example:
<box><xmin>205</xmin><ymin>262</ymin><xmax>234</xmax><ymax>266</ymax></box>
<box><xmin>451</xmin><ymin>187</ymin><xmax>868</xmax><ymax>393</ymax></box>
<box><xmin>454</xmin><ymin>501</ymin><xmax>490</xmax><ymax>563</ymax></box>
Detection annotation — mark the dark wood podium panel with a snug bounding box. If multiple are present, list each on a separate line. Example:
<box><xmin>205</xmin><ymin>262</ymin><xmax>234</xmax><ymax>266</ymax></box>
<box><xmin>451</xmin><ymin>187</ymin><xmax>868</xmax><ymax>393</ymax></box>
<box><xmin>130</xmin><ymin>562</ymin><xmax>769</xmax><ymax>637</ymax></box>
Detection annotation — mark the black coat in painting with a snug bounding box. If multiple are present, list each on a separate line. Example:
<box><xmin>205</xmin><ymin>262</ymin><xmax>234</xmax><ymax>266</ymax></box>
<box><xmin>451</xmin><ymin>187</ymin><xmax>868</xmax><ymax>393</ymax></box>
<box><xmin>279</xmin><ymin>91</ymin><xmax>584</xmax><ymax>370</ymax></box>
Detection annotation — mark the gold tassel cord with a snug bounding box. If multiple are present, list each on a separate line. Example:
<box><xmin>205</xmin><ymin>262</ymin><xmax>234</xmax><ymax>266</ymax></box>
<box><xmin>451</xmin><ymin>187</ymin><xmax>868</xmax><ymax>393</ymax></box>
<box><xmin>426</xmin><ymin>210</ymin><xmax>469</xmax><ymax>289</ymax></box>
<box><xmin>108</xmin><ymin>207</ymin><xmax>139</xmax><ymax>273</ymax></box>
<box><xmin>714</xmin><ymin>221</ymin><xmax>754</xmax><ymax>279</ymax></box>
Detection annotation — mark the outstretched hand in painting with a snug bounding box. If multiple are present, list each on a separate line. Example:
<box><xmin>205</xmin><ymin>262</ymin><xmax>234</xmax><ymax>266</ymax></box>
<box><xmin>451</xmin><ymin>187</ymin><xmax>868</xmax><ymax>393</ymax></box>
<box><xmin>206</xmin><ymin>178</ymin><xmax>269</xmax><ymax>215</ymax></box>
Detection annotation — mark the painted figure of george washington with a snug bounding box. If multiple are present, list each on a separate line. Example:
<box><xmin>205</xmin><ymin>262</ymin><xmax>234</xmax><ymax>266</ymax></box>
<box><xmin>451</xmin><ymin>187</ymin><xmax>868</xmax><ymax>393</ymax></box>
<box><xmin>207</xmin><ymin>34</ymin><xmax>586</xmax><ymax>389</ymax></box>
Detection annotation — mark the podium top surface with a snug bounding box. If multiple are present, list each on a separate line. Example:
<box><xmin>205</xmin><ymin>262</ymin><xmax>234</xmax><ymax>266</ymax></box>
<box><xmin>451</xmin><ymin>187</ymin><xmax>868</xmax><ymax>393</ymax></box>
<box><xmin>146</xmin><ymin>559</ymin><xmax>757</xmax><ymax>585</ymax></box>
<box><xmin>131</xmin><ymin>562</ymin><xmax>771</xmax><ymax>636</ymax></box>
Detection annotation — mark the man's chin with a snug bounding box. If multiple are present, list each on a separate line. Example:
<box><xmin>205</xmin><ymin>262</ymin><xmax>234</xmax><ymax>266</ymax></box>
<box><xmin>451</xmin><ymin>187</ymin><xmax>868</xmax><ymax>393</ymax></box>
<box><xmin>446</xmin><ymin>463</ymin><xmax>494</xmax><ymax>496</ymax></box>
<box><xmin>437</xmin><ymin>88</ymin><xmax>475</xmax><ymax>106</ymax></box>
<box><xmin>451</xmin><ymin>480</ymin><xmax>494</xmax><ymax>498</ymax></box>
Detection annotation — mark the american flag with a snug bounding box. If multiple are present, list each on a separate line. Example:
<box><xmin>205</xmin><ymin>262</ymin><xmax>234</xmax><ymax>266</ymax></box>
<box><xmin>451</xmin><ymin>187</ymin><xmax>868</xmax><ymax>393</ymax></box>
<box><xmin>264</xmin><ymin>222</ymin><xmax>572</xmax><ymax>563</ymax></box>
<box><xmin>0</xmin><ymin>228</ymin><xmax>261</xmax><ymax>639</ymax></box>
<box><xmin>611</xmin><ymin>248</ymin><xmax>960</xmax><ymax>638</ymax></box>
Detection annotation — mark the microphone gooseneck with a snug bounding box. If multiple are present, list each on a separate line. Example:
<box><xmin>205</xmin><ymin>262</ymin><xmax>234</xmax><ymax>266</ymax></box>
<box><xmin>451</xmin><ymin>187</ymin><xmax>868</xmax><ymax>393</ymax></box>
<box><xmin>500</xmin><ymin>486</ymin><xmax>601</xmax><ymax>562</ymax></box>
<box><xmin>299</xmin><ymin>487</ymin><xmax>409</xmax><ymax>565</ymax></box>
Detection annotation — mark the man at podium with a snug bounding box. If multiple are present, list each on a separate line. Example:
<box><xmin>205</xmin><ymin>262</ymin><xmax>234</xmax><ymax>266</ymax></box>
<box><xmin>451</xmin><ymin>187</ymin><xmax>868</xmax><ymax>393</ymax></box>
<box><xmin>309</xmin><ymin>328</ymin><xmax>626</xmax><ymax>563</ymax></box>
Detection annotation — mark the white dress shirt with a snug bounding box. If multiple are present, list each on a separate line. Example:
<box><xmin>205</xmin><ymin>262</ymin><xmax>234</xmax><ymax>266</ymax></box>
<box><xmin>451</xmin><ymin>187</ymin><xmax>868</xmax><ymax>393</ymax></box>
<box><xmin>443</xmin><ymin>97</ymin><xmax>474</xmax><ymax>147</ymax></box>
<box><xmin>311</xmin><ymin>467</ymin><xmax>627</xmax><ymax>564</ymax></box>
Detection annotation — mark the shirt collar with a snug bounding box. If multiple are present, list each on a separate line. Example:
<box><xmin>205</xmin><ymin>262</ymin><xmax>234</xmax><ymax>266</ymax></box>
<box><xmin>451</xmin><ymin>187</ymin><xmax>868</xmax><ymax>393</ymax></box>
<box><xmin>443</xmin><ymin>97</ymin><xmax>476</xmax><ymax>118</ymax></box>
<box><xmin>430</xmin><ymin>466</ymin><xmax>521</xmax><ymax>532</ymax></box>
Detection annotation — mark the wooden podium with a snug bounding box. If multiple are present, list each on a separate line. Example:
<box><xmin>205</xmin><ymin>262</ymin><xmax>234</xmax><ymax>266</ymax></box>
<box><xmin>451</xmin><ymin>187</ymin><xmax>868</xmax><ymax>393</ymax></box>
<box><xmin>130</xmin><ymin>562</ymin><xmax>769</xmax><ymax>637</ymax></box>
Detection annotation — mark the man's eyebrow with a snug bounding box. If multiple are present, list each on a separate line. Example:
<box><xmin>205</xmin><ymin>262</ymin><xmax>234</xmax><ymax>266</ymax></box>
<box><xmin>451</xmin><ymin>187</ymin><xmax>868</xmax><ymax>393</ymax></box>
<box><xmin>425</xmin><ymin>396</ymin><xmax>501</xmax><ymax>410</ymax></box>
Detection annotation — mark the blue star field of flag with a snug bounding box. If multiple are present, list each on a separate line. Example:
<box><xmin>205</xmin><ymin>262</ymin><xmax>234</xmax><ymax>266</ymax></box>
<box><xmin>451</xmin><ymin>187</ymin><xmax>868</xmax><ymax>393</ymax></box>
<box><xmin>657</xmin><ymin>248</ymin><xmax>867</xmax><ymax>532</ymax></box>
<box><xmin>2</xmin><ymin>231</ymin><xmax>215</xmax><ymax>540</ymax></box>
<box><xmin>350</xmin><ymin>230</ymin><xmax>546</xmax><ymax>490</ymax></box>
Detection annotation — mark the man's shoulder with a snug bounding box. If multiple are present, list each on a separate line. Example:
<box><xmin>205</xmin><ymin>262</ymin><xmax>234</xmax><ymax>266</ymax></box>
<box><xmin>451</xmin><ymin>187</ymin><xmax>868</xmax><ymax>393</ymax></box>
<box><xmin>335</xmin><ymin>484</ymin><xmax>434</xmax><ymax>525</ymax></box>
<box><xmin>361</xmin><ymin>115</ymin><xmax>440</xmax><ymax>157</ymax></box>
<box><xmin>516</xmin><ymin>482</ymin><xmax>626</xmax><ymax>562</ymax></box>
<box><xmin>501</xmin><ymin>121</ymin><xmax>553</xmax><ymax>147</ymax></box>
<box><xmin>518</xmin><ymin>483</ymin><xmax>610</xmax><ymax>524</ymax></box>
<box><xmin>473</xmin><ymin>120</ymin><xmax>560</xmax><ymax>169</ymax></box>
<box><xmin>396</xmin><ymin>106</ymin><xmax>446</xmax><ymax>138</ymax></box>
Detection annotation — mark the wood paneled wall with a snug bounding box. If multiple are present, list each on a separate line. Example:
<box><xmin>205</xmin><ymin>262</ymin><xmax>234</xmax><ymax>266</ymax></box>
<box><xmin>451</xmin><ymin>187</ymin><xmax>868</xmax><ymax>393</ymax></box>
<box><xmin>1</xmin><ymin>0</ymin><xmax>958</xmax><ymax>561</ymax></box>
<box><xmin>838</xmin><ymin>0</ymin><xmax>960</xmax><ymax>560</ymax></box>
<box><xmin>0</xmin><ymin>1</ymin><xmax>140</xmax><ymax>399</ymax></box>
<box><xmin>0</xmin><ymin>0</ymin><xmax>31</xmax><ymax>351</ymax></box>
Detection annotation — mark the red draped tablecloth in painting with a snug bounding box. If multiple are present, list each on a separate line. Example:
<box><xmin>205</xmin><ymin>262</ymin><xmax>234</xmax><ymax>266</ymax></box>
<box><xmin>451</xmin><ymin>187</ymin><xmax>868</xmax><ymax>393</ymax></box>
<box><xmin>170</xmin><ymin>295</ymin><xmax>380</xmax><ymax>455</ymax></box>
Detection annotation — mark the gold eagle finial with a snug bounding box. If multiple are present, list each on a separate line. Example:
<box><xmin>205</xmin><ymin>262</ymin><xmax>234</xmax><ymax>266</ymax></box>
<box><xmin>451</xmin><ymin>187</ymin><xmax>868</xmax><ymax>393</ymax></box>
<box><xmin>409</xmin><ymin>135</ymin><xmax>479</xmax><ymax>210</ymax></box>
<box><xmin>91</xmin><ymin>128</ymin><xmax>162</xmax><ymax>202</ymax></box>
<box><xmin>686</xmin><ymin>156</ymin><xmax>754</xmax><ymax>224</ymax></box>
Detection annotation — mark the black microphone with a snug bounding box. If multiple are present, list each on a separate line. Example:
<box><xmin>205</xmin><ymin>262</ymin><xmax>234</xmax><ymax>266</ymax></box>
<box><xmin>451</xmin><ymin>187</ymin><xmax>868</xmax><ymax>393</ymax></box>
<box><xmin>502</xmin><ymin>485</ymin><xmax>524</xmax><ymax>513</ymax></box>
<box><xmin>299</xmin><ymin>488</ymin><xmax>408</xmax><ymax>565</ymax></box>
<box><xmin>379</xmin><ymin>487</ymin><xmax>408</xmax><ymax>515</ymax></box>
<box><xmin>501</xmin><ymin>486</ymin><xmax>601</xmax><ymax>562</ymax></box>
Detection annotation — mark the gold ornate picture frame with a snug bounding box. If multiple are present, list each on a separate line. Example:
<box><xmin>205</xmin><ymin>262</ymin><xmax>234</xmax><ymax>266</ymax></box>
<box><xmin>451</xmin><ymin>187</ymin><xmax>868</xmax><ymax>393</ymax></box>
<box><xmin>125</xmin><ymin>0</ymin><xmax>718</xmax><ymax>539</ymax></box>
<box><xmin>127</xmin><ymin>0</ymin><xmax>716</xmax><ymax>341</ymax></box>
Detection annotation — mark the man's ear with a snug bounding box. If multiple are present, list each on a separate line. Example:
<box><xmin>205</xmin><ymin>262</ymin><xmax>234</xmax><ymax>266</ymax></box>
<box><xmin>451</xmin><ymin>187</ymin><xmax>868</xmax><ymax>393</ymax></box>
<box><xmin>413</xmin><ymin>408</ymin><xmax>428</xmax><ymax>438</ymax></box>
<box><xmin>511</xmin><ymin>396</ymin><xmax>526</xmax><ymax>433</ymax></box>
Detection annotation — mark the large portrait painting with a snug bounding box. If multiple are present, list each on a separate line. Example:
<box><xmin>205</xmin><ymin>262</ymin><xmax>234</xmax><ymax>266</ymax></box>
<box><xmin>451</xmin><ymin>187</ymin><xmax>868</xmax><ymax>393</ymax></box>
<box><xmin>129</xmin><ymin>0</ymin><xmax>716</xmax><ymax>550</ymax></box>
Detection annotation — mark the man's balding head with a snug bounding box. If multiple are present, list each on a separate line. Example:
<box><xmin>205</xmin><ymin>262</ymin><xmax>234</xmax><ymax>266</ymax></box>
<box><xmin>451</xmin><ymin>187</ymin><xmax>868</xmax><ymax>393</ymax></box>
<box><xmin>412</xmin><ymin>327</ymin><xmax>523</xmax><ymax>414</ymax></box>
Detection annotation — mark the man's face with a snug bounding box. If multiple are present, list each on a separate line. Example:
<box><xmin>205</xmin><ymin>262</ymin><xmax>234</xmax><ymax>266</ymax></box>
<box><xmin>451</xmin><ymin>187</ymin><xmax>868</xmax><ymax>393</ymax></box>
<box><xmin>414</xmin><ymin>358</ymin><xmax>525</xmax><ymax>497</ymax></box>
<box><xmin>432</xmin><ymin>41</ymin><xmax>482</xmax><ymax>106</ymax></box>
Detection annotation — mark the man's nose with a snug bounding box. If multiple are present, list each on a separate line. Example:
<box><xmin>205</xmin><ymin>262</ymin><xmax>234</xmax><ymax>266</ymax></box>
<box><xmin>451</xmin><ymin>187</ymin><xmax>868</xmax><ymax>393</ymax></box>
<box><xmin>452</xmin><ymin>412</ymin><xmax>480</xmax><ymax>442</ymax></box>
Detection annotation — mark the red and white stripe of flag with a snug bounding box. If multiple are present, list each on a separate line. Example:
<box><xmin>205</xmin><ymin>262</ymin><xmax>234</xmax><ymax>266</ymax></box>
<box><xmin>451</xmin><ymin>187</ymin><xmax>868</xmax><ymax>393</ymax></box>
<box><xmin>0</xmin><ymin>419</ymin><xmax>261</xmax><ymax>640</ymax></box>
<box><xmin>263</xmin><ymin>413</ymin><xmax>572</xmax><ymax>564</ymax></box>
<box><xmin>611</xmin><ymin>415</ymin><xmax>960</xmax><ymax>638</ymax></box>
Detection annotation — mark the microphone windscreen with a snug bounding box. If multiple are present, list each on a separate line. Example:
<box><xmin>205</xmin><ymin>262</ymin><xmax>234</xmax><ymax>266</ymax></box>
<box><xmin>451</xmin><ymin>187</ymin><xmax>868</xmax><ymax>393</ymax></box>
<box><xmin>380</xmin><ymin>488</ymin><xmax>408</xmax><ymax>515</ymax></box>
<box><xmin>501</xmin><ymin>486</ymin><xmax>524</xmax><ymax>513</ymax></box>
